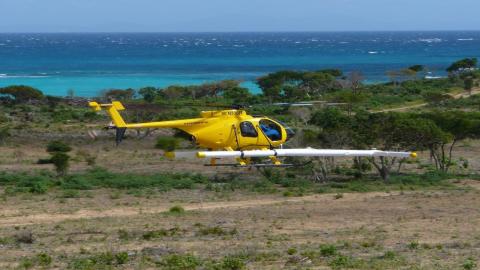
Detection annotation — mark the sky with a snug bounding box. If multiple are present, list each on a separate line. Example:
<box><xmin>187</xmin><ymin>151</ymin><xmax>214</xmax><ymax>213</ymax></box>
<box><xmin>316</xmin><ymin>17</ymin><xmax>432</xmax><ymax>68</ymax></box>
<box><xmin>1</xmin><ymin>0</ymin><xmax>480</xmax><ymax>32</ymax></box>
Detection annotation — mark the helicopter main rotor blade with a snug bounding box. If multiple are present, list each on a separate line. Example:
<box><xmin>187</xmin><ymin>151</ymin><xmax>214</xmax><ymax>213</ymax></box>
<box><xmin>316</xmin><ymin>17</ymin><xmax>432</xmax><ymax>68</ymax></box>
<box><xmin>196</xmin><ymin>149</ymin><xmax>417</xmax><ymax>159</ymax></box>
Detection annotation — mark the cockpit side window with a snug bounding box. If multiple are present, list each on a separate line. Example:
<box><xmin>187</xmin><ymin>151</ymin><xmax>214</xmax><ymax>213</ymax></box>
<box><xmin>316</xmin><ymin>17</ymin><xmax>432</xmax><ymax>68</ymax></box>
<box><xmin>259</xmin><ymin>119</ymin><xmax>282</xmax><ymax>141</ymax></box>
<box><xmin>240</xmin><ymin>121</ymin><xmax>258</xmax><ymax>137</ymax></box>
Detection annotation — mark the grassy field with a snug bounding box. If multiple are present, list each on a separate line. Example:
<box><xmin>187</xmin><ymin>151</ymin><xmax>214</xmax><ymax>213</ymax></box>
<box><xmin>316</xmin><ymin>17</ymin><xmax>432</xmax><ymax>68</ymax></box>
<box><xmin>1</xmin><ymin>177</ymin><xmax>479</xmax><ymax>269</ymax></box>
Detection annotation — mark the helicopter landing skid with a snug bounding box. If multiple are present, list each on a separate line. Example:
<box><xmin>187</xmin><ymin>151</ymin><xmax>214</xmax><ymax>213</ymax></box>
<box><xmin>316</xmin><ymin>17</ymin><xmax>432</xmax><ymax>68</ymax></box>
<box><xmin>204</xmin><ymin>163</ymin><xmax>296</xmax><ymax>168</ymax></box>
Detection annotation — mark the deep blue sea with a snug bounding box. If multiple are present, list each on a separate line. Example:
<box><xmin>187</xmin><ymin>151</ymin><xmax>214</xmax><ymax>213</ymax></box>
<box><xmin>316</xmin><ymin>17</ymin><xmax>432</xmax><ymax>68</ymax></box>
<box><xmin>1</xmin><ymin>32</ymin><xmax>480</xmax><ymax>97</ymax></box>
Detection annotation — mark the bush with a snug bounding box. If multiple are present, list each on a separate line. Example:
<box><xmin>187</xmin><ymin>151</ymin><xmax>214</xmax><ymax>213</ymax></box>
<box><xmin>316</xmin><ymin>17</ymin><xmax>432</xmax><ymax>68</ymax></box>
<box><xmin>69</xmin><ymin>251</ymin><xmax>128</xmax><ymax>269</ymax></box>
<box><xmin>46</xmin><ymin>140</ymin><xmax>72</xmax><ymax>153</ymax></box>
<box><xmin>320</xmin><ymin>244</ymin><xmax>337</xmax><ymax>256</ymax></box>
<box><xmin>115</xmin><ymin>252</ymin><xmax>129</xmax><ymax>265</ymax></box>
<box><xmin>60</xmin><ymin>189</ymin><xmax>80</xmax><ymax>198</ymax></box>
<box><xmin>0</xmin><ymin>125</ymin><xmax>10</xmax><ymax>144</ymax></box>
<box><xmin>14</xmin><ymin>231</ymin><xmax>34</xmax><ymax>244</ymax></box>
<box><xmin>198</xmin><ymin>226</ymin><xmax>231</xmax><ymax>236</ymax></box>
<box><xmin>329</xmin><ymin>255</ymin><xmax>360</xmax><ymax>269</ymax></box>
<box><xmin>0</xmin><ymin>85</ymin><xmax>44</xmax><ymax>103</ymax></box>
<box><xmin>219</xmin><ymin>256</ymin><xmax>246</xmax><ymax>270</ymax></box>
<box><xmin>16</xmin><ymin>175</ymin><xmax>52</xmax><ymax>194</ymax></box>
<box><xmin>155</xmin><ymin>136</ymin><xmax>180</xmax><ymax>151</ymax></box>
<box><xmin>287</xmin><ymin>247</ymin><xmax>297</xmax><ymax>255</ymax></box>
<box><xmin>463</xmin><ymin>258</ymin><xmax>477</xmax><ymax>270</ymax></box>
<box><xmin>142</xmin><ymin>230</ymin><xmax>167</xmax><ymax>240</ymax></box>
<box><xmin>36</xmin><ymin>253</ymin><xmax>53</xmax><ymax>266</ymax></box>
<box><xmin>408</xmin><ymin>241</ymin><xmax>419</xmax><ymax>249</ymax></box>
<box><xmin>50</xmin><ymin>152</ymin><xmax>70</xmax><ymax>176</ymax></box>
<box><xmin>159</xmin><ymin>254</ymin><xmax>202</xmax><ymax>270</ymax></box>
<box><xmin>169</xmin><ymin>205</ymin><xmax>185</xmax><ymax>214</ymax></box>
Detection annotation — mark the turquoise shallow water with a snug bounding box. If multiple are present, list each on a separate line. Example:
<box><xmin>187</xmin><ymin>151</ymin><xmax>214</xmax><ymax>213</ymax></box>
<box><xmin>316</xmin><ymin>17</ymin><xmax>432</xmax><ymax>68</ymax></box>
<box><xmin>1</xmin><ymin>32</ymin><xmax>479</xmax><ymax>97</ymax></box>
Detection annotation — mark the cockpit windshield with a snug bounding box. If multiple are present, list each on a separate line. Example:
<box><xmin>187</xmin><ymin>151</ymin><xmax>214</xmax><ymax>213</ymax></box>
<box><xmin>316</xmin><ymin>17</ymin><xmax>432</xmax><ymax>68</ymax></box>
<box><xmin>259</xmin><ymin>119</ymin><xmax>282</xmax><ymax>141</ymax></box>
<box><xmin>275</xmin><ymin>120</ymin><xmax>295</xmax><ymax>141</ymax></box>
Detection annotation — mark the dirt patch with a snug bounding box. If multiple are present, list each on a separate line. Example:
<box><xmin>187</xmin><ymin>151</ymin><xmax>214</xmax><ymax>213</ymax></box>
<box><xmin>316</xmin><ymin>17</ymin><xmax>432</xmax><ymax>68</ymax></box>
<box><xmin>1</xmin><ymin>187</ymin><xmax>480</xmax><ymax>269</ymax></box>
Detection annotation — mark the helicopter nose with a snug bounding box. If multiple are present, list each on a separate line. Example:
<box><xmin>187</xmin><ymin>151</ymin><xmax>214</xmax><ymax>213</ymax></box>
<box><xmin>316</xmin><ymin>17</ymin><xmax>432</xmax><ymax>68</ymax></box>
<box><xmin>285</xmin><ymin>128</ymin><xmax>295</xmax><ymax>141</ymax></box>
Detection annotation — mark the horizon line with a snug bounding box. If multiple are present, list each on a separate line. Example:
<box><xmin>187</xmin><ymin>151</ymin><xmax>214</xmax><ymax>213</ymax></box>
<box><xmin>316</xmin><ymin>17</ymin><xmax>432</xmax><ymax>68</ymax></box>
<box><xmin>1</xmin><ymin>29</ymin><xmax>480</xmax><ymax>34</ymax></box>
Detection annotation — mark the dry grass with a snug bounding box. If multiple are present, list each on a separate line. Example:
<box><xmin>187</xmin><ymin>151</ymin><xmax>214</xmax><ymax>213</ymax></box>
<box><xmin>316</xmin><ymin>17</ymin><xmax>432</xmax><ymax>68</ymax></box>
<box><xmin>1</xmin><ymin>186</ymin><xmax>480</xmax><ymax>269</ymax></box>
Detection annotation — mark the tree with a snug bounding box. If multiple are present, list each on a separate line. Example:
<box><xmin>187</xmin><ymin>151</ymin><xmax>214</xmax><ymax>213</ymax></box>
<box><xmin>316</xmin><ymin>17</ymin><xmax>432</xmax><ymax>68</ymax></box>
<box><xmin>447</xmin><ymin>58</ymin><xmax>478</xmax><ymax>74</ymax></box>
<box><xmin>464</xmin><ymin>77</ymin><xmax>474</xmax><ymax>95</ymax></box>
<box><xmin>421</xmin><ymin>111</ymin><xmax>480</xmax><ymax>172</ymax></box>
<box><xmin>310</xmin><ymin>107</ymin><xmax>356</xmax><ymax>149</ymax></box>
<box><xmin>257</xmin><ymin>71</ymin><xmax>303</xmax><ymax>101</ymax></box>
<box><xmin>422</xmin><ymin>91</ymin><xmax>453</xmax><ymax>104</ymax></box>
<box><xmin>289</xmin><ymin>107</ymin><xmax>311</xmax><ymax>126</ymax></box>
<box><xmin>50</xmin><ymin>152</ymin><xmax>70</xmax><ymax>176</ymax></box>
<box><xmin>317</xmin><ymin>69</ymin><xmax>343</xmax><ymax>77</ymax></box>
<box><xmin>409</xmin><ymin>65</ymin><xmax>425</xmax><ymax>73</ymax></box>
<box><xmin>162</xmin><ymin>86</ymin><xmax>189</xmax><ymax>100</ymax></box>
<box><xmin>67</xmin><ymin>89</ymin><xmax>75</xmax><ymax>98</ymax></box>
<box><xmin>386</xmin><ymin>70</ymin><xmax>401</xmax><ymax>88</ymax></box>
<box><xmin>138</xmin><ymin>87</ymin><xmax>157</xmax><ymax>103</ymax></box>
<box><xmin>348</xmin><ymin>71</ymin><xmax>364</xmax><ymax>95</ymax></box>
<box><xmin>352</xmin><ymin>113</ymin><xmax>447</xmax><ymax>181</ymax></box>
<box><xmin>400</xmin><ymin>68</ymin><xmax>417</xmax><ymax>81</ymax></box>
<box><xmin>334</xmin><ymin>90</ymin><xmax>366</xmax><ymax>116</ymax></box>
<box><xmin>46</xmin><ymin>140</ymin><xmax>72</xmax><ymax>176</ymax></box>
<box><xmin>257</xmin><ymin>70</ymin><xmax>342</xmax><ymax>101</ymax></box>
<box><xmin>0</xmin><ymin>125</ymin><xmax>10</xmax><ymax>145</ymax></box>
<box><xmin>300</xmin><ymin>71</ymin><xmax>338</xmax><ymax>98</ymax></box>
<box><xmin>104</xmin><ymin>89</ymin><xmax>135</xmax><ymax>100</ymax></box>
<box><xmin>223</xmin><ymin>86</ymin><xmax>251</xmax><ymax>104</ymax></box>
<box><xmin>408</xmin><ymin>65</ymin><xmax>425</xmax><ymax>79</ymax></box>
<box><xmin>0</xmin><ymin>85</ymin><xmax>44</xmax><ymax>103</ymax></box>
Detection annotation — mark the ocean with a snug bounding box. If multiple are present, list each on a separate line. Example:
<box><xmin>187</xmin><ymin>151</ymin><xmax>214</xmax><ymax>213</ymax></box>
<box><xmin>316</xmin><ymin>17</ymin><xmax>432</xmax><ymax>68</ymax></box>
<box><xmin>1</xmin><ymin>31</ymin><xmax>480</xmax><ymax>97</ymax></box>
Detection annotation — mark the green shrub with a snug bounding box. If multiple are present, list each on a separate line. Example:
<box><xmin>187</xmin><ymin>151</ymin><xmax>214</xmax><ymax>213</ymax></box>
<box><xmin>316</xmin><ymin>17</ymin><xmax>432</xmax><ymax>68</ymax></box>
<box><xmin>14</xmin><ymin>230</ymin><xmax>34</xmax><ymax>244</ymax></box>
<box><xmin>382</xmin><ymin>251</ymin><xmax>396</xmax><ymax>259</ymax></box>
<box><xmin>69</xmin><ymin>251</ymin><xmax>130</xmax><ymax>269</ymax></box>
<box><xmin>159</xmin><ymin>254</ymin><xmax>202</xmax><ymax>270</ymax></box>
<box><xmin>408</xmin><ymin>241</ymin><xmax>419</xmax><ymax>250</ymax></box>
<box><xmin>329</xmin><ymin>255</ymin><xmax>360</xmax><ymax>269</ymax></box>
<box><xmin>0</xmin><ymin>125</ymin><xmax>10</xmax><ymax>144</ymax></box>
<box><xmin>155</xmin><ymin>136</ymin><xmax>180</xmax><ymax>151</ymax></box>
<box><xmin>115</xmin><ymin>252</ymin><xmax>129</xmax><ymax>265</ymax></box>
<box><xmin>60</xmin><ymin>189</ymin><xmax>80</xmax><ymax>198</ymax></box>
<box><xmin>218</xmin><ymin>256</ymin><xmax>246</xmax><ymax>270</ymax></box>
<box><xmin>198</xmin><ymin>226</ymin><xmax>228</xmax><ymax>236</ymax></box>
<box><xmin>118</xmin><ymin>229</ymin><xmax>131</xmax><ymax>240</ymax></box>
<box><xmin>320</xmin><ymin>244</ymin><xmax>337</xmax><ymax>256</ymax></box>
<box><xmin>142</xmin><ymin>229</ymin><xmax>169</xmax><ymax>240</ymax></box>
<box><xmin>36</xmin><ymin>252</ymin><xmax>53</xmax><ymax>266</ymax></box>
<box><xmin>19</xmin><ymin>258</ymin><xmax>33</xmax><ymax>269</ymax></box>
<box><xmin>46</xmin><ymin>140</ymin><xmax>72</xmax><ymax>153</ymax></box>
<box><xmin>463</xmin><ymin>257</ymin><xmax>477</xmax><ymax>270</ymax></box>
<box><xmin>50</xmin><ymin>152</ymin><xmax>70</xmax><ymax>176</ymax></box>
<box><xmin>16</xmin><ymin>175</ymin><xmax>52</xmax><ymax>194</ymax></box>
<box><xmin>169</xmin><ymin>205</ymin><xmax>185</xmax><ymax>214</ymax></box>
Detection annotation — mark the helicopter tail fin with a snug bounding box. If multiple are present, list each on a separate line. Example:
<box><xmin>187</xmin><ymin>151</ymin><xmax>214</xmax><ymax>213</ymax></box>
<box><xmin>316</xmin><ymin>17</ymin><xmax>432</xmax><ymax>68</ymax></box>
<box><xmin>89</xmin><ymin>101</ymin><xmax>127</xmax><ymax>128</ymax></box>
<box><xmin>89</xmin><ymin>101</ymin><xmax>128</xmax><ymax>145</ymax></box>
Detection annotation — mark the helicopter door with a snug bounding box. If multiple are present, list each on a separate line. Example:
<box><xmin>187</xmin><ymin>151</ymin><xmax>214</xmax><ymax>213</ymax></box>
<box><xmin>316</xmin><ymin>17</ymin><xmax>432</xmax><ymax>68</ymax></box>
<box><xmin>238</xmin><ymin>121</ymin><xmax>258</xmax><ymax>148</ymax></box>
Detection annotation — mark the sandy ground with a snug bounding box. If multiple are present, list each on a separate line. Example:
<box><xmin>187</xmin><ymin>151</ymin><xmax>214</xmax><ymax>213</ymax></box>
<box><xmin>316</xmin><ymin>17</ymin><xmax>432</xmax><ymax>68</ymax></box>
<box><xmin>1</xmin><ymin>182</ymin><xmax>480</xmax><ymax>269</ymax></box>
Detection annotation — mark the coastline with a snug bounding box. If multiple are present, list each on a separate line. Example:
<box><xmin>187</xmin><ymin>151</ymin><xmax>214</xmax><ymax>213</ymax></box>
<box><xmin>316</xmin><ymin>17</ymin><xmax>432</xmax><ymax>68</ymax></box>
<box><xmin>1</xmin><ymin>31</ymin><xmax>479</xmax><ymax>97</ymax></box>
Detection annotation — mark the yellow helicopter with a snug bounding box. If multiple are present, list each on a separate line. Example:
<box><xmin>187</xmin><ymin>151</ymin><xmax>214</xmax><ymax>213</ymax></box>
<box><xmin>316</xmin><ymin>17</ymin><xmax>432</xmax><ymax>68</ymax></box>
<box><xmin>89</xmin><ymin>101</ymin><xmax>416</xmax><ymax>167</ymax></box>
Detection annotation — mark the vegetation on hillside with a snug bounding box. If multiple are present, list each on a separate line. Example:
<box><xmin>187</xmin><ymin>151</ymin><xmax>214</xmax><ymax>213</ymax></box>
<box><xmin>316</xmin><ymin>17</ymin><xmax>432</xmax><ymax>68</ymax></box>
<box><xmin>0</xmin><ymin>58</ymin><xmax>479</xmax><ymax>187</ymax></box>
